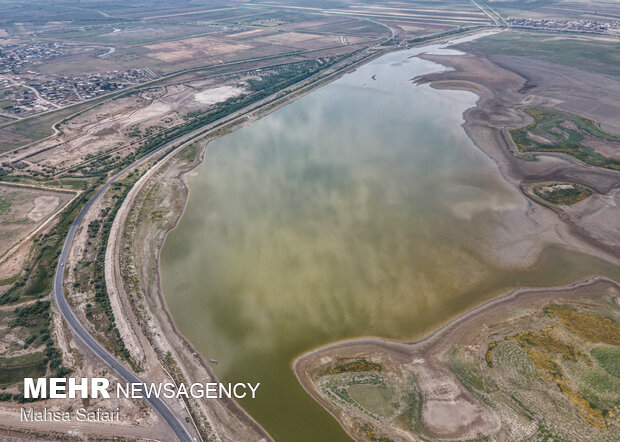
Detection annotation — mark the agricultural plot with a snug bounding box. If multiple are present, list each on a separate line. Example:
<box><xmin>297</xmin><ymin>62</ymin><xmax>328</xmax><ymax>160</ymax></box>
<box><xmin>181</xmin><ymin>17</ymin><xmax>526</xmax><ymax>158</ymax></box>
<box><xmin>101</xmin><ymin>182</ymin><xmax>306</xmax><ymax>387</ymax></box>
<box><xmin>471</xmin><ymin>32</ymin><xmax>620</xmax><ymax>77</ymax></box>
<box><xmin>341</xmin><ymin>5</ymin><xmax>489</xmax><ymax>25</ymax></box>
<box><xmin>0</xmin><ymin>184</ymin><xmax>73</xmax><ymax>257</ymax></box>
<box><xmin>282</xmin><ymin>17</ymin><xmax>387</xmax><ymax>37</ymax></box>
<box><xmin>486</xmin><ymin>0</ymin><xmax>620</xmax><ymax>21</ymax></box>
<box><xmin>145</xmin><ymin>36</ymin><xmax>255</xmax><ymax>63</ymax></box>
<box><xmin>510</xmin><ymin>108</ymin><xmax>620</xmax><ymax>170</ymax></box>
<box><xmin>144</xmin><ymin>6</ymin><xmax>262</xmax><ymax>23</ymax></box>
<box><xmin>255</xmin><ymin>31</ymin><xmax>346</xmax><ymax>50</ymax></box>
<box><xmin>36</xmin><ymin>23</ymin><xmax>219</xmax><ymax>46</ymax></box>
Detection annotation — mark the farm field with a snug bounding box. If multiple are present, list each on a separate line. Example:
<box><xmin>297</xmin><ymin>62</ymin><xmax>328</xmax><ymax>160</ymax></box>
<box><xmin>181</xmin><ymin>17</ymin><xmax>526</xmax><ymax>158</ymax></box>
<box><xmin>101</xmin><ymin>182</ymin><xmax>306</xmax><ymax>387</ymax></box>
<box><xmin>486</xmin><ymin>0</ymin><xmax>620</xmax><ymax>21</ymax></box>
<box><xmin>0</xmin><ymin>184</ymin><xmax>73</xmax><ymax>257</ymax></box>
<box><xmin>470</xmin><ymin>31</ymin><xmax>620</xmax><ymax>77</ymax></box>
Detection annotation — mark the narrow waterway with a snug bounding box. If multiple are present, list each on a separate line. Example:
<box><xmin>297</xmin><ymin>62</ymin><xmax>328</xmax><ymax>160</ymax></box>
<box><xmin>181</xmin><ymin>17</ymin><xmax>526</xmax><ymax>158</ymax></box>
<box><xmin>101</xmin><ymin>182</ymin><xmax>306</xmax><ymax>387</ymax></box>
<box><xmin>161</xmin><ymin>36</ymin><xmax>620</xmax><ymax>441</ymax></box>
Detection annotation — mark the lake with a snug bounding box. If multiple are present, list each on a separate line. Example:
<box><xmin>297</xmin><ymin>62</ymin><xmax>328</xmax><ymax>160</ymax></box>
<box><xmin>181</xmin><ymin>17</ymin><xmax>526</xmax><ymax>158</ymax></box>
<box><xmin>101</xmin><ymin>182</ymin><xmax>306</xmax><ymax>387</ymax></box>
<box><xmin>161</xmin><ymin>36</ymin><xmax>620</xmax><ymax>441</ymax></box>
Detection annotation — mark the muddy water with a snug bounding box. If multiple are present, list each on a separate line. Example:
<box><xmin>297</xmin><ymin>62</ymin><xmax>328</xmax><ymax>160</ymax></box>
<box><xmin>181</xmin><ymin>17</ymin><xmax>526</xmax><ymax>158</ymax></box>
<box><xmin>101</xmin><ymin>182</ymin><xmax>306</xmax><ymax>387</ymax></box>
<box><xmin>161</xmin><ymin>38</ymin><xmax>620</xmax><ymax>441</ymax></box>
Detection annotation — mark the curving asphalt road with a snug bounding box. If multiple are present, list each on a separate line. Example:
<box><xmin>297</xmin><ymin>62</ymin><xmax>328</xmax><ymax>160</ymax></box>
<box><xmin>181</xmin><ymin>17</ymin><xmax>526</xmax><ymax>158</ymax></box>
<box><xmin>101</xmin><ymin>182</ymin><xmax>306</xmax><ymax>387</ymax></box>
<box><xmin>52</xmin><ymin>128</ymin><xmax>210</xmax><ymax>442</ymax></box>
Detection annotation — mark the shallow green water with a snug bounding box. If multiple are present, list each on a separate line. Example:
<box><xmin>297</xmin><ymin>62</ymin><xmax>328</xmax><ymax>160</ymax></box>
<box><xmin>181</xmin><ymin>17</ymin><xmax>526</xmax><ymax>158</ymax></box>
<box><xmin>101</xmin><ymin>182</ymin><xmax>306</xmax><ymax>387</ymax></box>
<box><xmin>161</xmin><ymin>41</ymin><xmax>620</xmax><ymax>441</ymax></box>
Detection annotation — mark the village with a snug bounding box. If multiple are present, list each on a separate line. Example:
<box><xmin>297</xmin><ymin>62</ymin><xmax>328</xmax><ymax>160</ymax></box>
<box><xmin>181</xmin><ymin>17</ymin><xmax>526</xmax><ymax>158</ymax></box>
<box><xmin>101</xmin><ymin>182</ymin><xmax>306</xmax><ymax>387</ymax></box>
<box><xmin>0</xmin><ymin>41</ymin><xmax>153</xmax><ymax>117</ymax></box>
<box><xmin>507</xmin><ymin>17</ymin><xmax>620</xmax><ymax>35</ymax></box>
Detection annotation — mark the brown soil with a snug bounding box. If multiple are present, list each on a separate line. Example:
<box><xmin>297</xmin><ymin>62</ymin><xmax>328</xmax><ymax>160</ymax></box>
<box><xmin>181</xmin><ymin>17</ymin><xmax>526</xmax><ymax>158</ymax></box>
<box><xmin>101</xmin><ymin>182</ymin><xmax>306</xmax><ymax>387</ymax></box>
<box><xmin>146</xmin><ymin>37</ymin><xmax>253</xmax><ymax>63</ymax></box>
<box><xmin>0</xmin><ymin>184</ymin><xmax>73</xmax><ymax>257</ymax></box>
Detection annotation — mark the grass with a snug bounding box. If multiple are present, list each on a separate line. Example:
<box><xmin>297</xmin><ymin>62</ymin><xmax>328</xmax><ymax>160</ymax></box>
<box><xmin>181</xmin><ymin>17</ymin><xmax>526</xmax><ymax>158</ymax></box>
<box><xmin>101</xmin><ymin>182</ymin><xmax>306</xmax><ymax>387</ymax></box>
<box><xmin>348</xmin><ymin>384</ymin><xmax>394</xmax><ymax>417</ymax></box>
<box><xmin>361</xmin><ymin>423</ymin><xmax>394</xmax><ymax>442</ymax></box>
<box><xmin>0</xmin><ymin>101</ymin><xmax>106</xmax><ymax>153</ymax></box>
<box><xmin>324</xmin><ymin>359</ymin><xmax>382</xmax><ymax>375</ymax></box>
<box><xmin>576</xmin><ymin>367</ymin><xmax>620</xmax><ymax>411</ymax></box>
<box><xmin>533</xmin><ymin>183</ymin><xmax>593</xmax><ymax>205</ymax></box>
<box><xmin>0</xmin><ymin>198</ymin><xmax>11</xmax><ymax>215</ymax></box>
<box><xmin>591</xmin><ymin>347</ymin><xmax>620</xmax><ymax>378</ymax></box>
<box><xmin>474</xmin><ymin>31</ymin><xmax>620</xmax><ymax>77</ymax></box>
<box><xmin>505</xmin><ymin>304</ymin><xmax>620</xmax><ymax>430</ymax></box>
<box><xmin>0</xmin><ymin>352</ymin><xmax>47</xmax><ymax>388</ymax></box>
<box><xmin>508</xmin><ymin>329</ymin><xmax>580</xmax><ymax>361</ymax></box>
<box><xmin>509</xmin><ymin>108</ymin><xmax>620</xmax><ymax>170</ymax></box>
<box><xmin>10</xmin><ymin>300</ymin><xmax>53</xmax><ymax>348</ymax></box>
<box><xmin>493</xmin><ymin>340</ymin><xmax>540</xmax><ymax>387</ymax></box>
<box><xmin>486</xmin><ymin>341</ymin><xmax>496</xmax><ymax>367</ymax></box>
<box><xmin>445</xmin><ymin>353</ymin><xmax>486</xmax><ymax>393</ymax></box>
<box><xmin>0</xmin><ymin>351</ymin><xmax>47</xmax><ymax>369</ymax></box>
<box><xmin>36</xmin><ymin>23</ymin><xmax>212</xmax><ymax>46</ymax></box>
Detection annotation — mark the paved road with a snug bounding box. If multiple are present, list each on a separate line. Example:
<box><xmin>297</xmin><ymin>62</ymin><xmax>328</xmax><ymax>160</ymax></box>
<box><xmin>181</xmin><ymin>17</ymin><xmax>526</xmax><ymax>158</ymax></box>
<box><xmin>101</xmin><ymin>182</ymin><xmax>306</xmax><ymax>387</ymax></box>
<box><xmin>52</xmin><ymin>128</ymin><xmax>210</xmax><ymax>442</ymax></box>
<box><xmin>470</xmin><ymin>0</ymin><xmax>506</xmax><ymax>27</ymax></box>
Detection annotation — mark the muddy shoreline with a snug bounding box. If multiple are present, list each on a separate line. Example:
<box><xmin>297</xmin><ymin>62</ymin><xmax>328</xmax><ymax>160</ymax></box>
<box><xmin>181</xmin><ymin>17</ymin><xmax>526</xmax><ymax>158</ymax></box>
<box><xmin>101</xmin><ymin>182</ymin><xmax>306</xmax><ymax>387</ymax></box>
<box><xmin>416</xmin><ymin>52</ymin><xmax>620</xmax><ymax>261</ymax></box>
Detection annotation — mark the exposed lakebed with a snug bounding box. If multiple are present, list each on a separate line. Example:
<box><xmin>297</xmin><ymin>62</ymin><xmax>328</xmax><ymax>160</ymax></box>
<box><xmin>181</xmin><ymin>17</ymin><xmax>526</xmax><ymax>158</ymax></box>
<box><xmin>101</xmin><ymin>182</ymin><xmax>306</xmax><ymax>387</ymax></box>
<box><xmin>161</xmin><ymin>37</ymin><xmax>620</xmax><ymax>440</ymax></box>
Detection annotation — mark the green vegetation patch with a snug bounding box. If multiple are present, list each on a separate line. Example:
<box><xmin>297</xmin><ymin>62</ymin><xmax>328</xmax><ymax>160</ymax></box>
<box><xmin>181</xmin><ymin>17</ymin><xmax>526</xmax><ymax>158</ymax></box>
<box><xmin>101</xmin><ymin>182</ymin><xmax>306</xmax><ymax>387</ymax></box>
<box><xmin>533</xmin><ymin>182</ymin><xmax>593</xmax><ymax>205</ymax></box>
<box><xmin>361</xmin><ymin>423</ymin><xmax>394</xmax><ymax>442</ymax></box>
<box><xmin>573</xmin><ymin>364</ymin><xmax>620</xmax><ymax>412</ymax></box>
<box><xmin>508</xmin><ymin>329</ymin><xmax>580</xmax><ymax>361</ymax></box>
<box><xmin>0</xmin><ymin>352</ymin><xmax>47</xmax><ymax>388</ymax></box>
<box><xmin>509</xmin><ymin>108</ymin><xmax>620</xmax><ymax>170</ymax></box>
<box><xmin>325</xmin><ymin>359</ymin><xmax>382</xmax><ymax>375</ymax></box>
<box><xmin>0</xmin><ymin>198</ymin><xmax>11</xmax><ymax>215</ymax></box>
<box><xmin>348</xmin><ymin>384</ymin><xmax>394</xmax><ymax>417</ymax></box>
<box><xmin>485</xmin><ymin>341</ymin><xmax>496</xmax><ymax>367</ymax></box>
<box><xmin>591</xmin><ymin>347</ymin><xmax>620</xmax><ymax>378</ymax></box>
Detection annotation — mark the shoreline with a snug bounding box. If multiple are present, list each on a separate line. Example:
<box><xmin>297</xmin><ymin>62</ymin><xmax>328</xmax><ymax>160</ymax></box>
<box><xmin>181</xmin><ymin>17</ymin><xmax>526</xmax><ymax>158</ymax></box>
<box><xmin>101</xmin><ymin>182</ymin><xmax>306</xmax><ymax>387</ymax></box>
<box><xmin>120</xmin><ymin>31</ymin><xmax>483</xmax><ymax>438</ymax></box>
<box><xmin>114</xmin><ymin>139</ymin><xmax>273</xmax><ymax>441</ymax></box>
